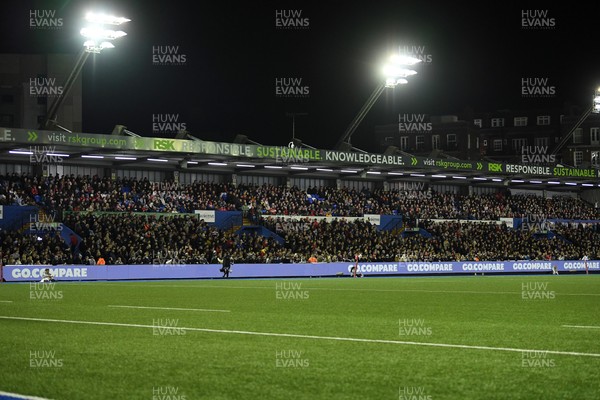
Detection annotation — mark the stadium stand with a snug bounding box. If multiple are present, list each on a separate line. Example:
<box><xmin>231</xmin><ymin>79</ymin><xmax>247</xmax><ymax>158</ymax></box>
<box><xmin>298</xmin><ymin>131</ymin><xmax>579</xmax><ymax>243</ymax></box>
<box><xmin>1</xmin><ymin>173</ymin><xmax>600</xmax><ymax>266</ymax></box>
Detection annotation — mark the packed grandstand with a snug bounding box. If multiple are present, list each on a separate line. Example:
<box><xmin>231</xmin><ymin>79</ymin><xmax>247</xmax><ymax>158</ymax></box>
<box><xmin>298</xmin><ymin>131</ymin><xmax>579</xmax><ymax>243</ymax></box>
<box><xmin>1</xmin><ymin>173</ymin><xmax>599</xmax><ymax>267</ymax></box>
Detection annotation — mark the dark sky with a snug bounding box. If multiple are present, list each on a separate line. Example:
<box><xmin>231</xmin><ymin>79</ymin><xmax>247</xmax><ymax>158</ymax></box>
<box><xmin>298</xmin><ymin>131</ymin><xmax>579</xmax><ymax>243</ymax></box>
<box><xmin>1</xmin><ymin>1</ymin><xmax>599</xmax><ymax>152</ymax></box>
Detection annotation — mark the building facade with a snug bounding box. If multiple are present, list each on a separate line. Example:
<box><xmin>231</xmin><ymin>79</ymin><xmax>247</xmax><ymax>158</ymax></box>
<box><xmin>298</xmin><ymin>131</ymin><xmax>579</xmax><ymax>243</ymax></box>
<box><xmin>0</xmin><ymin>54</ymin><xmax>82</xmax><ymax>131</ymax></box>
<box><xmin>376</xmin><ymin>105</ymin><xmax>600</xmax><ymax>168</ymax></box>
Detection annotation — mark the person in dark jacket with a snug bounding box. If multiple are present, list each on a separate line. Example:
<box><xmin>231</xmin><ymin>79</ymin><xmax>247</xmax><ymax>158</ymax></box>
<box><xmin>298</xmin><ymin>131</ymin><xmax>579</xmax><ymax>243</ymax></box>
<box><xmin>218</xmin><ymin>253</ymin><xmax>232</xmax><ymax>278</ymax></box>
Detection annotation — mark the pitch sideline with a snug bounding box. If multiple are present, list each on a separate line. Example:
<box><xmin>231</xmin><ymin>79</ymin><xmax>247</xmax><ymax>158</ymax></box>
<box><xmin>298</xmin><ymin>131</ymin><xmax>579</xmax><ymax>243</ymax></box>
<box><xmin>1</xmin><ymin>315</ymin><xmax>599</xmax><ymax>358</ymax></box>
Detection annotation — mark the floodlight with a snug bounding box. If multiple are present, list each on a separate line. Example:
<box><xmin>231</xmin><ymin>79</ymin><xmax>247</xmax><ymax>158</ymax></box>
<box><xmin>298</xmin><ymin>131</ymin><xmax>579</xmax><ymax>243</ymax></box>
<box><xmin>81</xmin><ymin>12</ymin><xmax>129</xmax><ymax>54</ymax></box>
<box><xmin>85</xmin><ymin>12</ymin><xmax>131</xmax><ymax>25</ymax></box>
<box><xmin>383</xmin><ymin>65</ymin><xmax>417</xmax><ymax>79</ymax></box>
<box><xmin>390</xmin><ymin>54</ymin><xmax>422</xmax><ymax>66</ymax></box>
<box><xmin>594</xmin><ymin>87</ymin><xmax>600</xmax><ymax>113</ymax></box>
<box><xmin>80</xmin><ymin>27</ymin><xmax>127</xmax><ymax>40</ymax></box>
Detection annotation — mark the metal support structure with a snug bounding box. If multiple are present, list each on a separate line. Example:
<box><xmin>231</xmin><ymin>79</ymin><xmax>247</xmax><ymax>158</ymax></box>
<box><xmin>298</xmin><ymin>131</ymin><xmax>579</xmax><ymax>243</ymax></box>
<box><xmin>285</xmin><ymin>112</ymin><xmax>308</xmax><ymax>140</ymax></box>
<box><xmin>41</xmin><ymin>49</ymin><xmax>90</xmax><ymax>130</ymax></box>
<box><xmin>551</xmin><ymin>105</ymin><xmax>593</xmax><ymax>156</ymax></box>
<box><xmin>335</xmin><ymin>83</ymin><xmax>386</xmax><ymax>149</ymax></box>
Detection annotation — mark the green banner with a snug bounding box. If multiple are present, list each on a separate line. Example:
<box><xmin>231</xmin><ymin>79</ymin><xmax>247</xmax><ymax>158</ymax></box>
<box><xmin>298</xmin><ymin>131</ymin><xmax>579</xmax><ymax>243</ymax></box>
<box><xmin>1</xmin><ymin>127</ymin><xmax>598</xmax><ymax>179</ymax></box>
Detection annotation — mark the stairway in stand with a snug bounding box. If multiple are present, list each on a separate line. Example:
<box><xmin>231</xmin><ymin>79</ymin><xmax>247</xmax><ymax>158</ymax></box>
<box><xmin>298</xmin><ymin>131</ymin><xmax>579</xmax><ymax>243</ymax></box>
<box><xmin>392</xmin><ymin>225</ymin><xmax>405</xmax><ymax>236</ymax></box>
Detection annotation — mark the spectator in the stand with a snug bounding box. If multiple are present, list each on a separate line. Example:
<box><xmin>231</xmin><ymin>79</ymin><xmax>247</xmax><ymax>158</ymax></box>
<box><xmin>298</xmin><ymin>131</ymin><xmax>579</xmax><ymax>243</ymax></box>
<box><xmin>69</xmin><ymin>233</ymin><xmax>78</xmax><ymax>253</ymax></box>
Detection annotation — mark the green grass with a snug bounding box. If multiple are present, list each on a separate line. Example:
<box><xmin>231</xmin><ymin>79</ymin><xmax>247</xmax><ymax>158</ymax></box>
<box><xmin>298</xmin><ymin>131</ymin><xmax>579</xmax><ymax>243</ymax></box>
<box><xmin>0</xmin><ymin>275</ymin><xmax>599</xmax><ymax>399</ymax></box>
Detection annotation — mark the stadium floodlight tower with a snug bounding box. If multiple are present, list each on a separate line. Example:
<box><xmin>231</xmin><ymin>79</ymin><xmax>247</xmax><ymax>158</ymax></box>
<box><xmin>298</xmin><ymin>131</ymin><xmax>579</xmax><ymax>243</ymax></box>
<box><xmin>334</xmin><ymin>53</ymin><xmax>421</xmax><ymax>151</ymax></box>
<box><xmin>41</xmin><ymin>12</ymin><xmax>130</xmax><ymax>131</ymax></box>
<box><xmin>81</xmin><ymin>12</ymin><xmax>130</xmax><ymax>53</ymax></box>
<box><xmin>383</xmin><ymin>54</ymin><xmax>420</xmax><ymax>88</ymax></box>
<box><xmin>593</xmin><ymin>87</ymin><xmax>600</xmax><ymax>114</ymax></box>
<box><xmin>552</xmin><ymin>86</ymin><xmax>600</xmax><ymax>156</ymax></box>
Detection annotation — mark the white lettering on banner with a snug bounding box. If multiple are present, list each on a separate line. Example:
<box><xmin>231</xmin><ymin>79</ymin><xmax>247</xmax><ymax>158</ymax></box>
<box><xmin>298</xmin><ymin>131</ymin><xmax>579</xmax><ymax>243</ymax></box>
<box><xmin>11</xmin><ymin>267</ymin><xmax>88</xmax><ymax>279</ymax></box>
<box><xmin>429</xmin><ymin>219</ymin><xmax>505</xmax><ymax>225</ymax></box>
<box><xmin>363</xmin><ymin>214</ymin><xmax>381</xmax><ymax>225</ymax></box>
<box><xmin>564</xmin><ymin>261</ymin><xmax>599</xmax><ymax>270</ymax></box>
<box><xmin>512</xmin><ymin>262</ymin><xmax>552</xmax><ymax>270</ymax></box>
<box><xmin>347</xmin><ymin>264</ymin><xmax>398</xmax><ymax>273</ymax></box>
<box><xmin>5</xmin><ymin>261</ymin><xmax>598</xmax><ymax>281</ymax></box>
<box><xmin>325</xmin><ymin>151</ymin><xmax>403</xmax><ymax>166</ymax></box>
<box><xmin>190</xmin><ymin>142</ymin><xmax>253</xmax><ymax>157</ymax></box>
<box><xmin>194</xmin><ymin>210</ymin><xmax>215</xmax><ymax>223</ymax></box>
<box><xmin>0</xmin><ymin>205</ymin><xmax>3</xmax><ymax>220</ymax></box>
<box><xmin>0</xmin><ymin>129</ymin><xmax>13</xmax><ymax>142</ymax></box>
<box><xmin>269</xmin><ymin>215</ymin><xmax>364</xmax><ymax>223</ymax></box>
<box><xmin>407</xmin><ymin>263</ymin><xmax>453</xmax><ymax>272</ymax></box>
<box><xmin>461</xmin><ymin>263</ymin><xmax>505</xmax><ymax>271</ymax></box>
<box><xmin>505</xmin><ymin>164</ymin><xmax>551</xmax><ymax>175</ymax></box>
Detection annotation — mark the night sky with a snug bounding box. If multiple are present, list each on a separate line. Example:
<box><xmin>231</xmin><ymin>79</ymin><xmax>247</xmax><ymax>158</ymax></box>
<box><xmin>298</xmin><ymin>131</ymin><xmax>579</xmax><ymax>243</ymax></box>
<box><xmin>1</xmin><ymin>1</ymin><xmax>599</xmax><ymax>152</ymax></box>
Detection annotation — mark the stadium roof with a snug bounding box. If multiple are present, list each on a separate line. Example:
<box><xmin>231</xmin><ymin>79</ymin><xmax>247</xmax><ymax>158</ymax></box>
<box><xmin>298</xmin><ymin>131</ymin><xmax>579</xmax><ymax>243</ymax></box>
<box><xmin>1</xmin><ymin>126</ymin><xmax>598</xmax><ymax>191</ymax></box>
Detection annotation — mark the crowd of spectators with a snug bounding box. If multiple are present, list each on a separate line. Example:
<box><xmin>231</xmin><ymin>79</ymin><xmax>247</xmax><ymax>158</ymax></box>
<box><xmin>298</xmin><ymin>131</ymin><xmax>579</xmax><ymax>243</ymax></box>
<box><xmin>0</xmin><ymin>174</ymin><xmax>37</xmax><ymax>206</ymax></box>
<box><xmin>552</xmin><ymin>223</ymin><xmax>600</xmax><ymax>260</ymax></box>
<box><xmin>2</xmin><ymin>173</ymin><xmax>600</xmax><ymax>266</ymax></box>
<box><xmin>1</xmin><ymin>173</ymin><xmax>599</xmax><ymax>220</ymax></box>
<box><xmin>2</xmin><ymin>214</ymin><xmax>599</xmax><ymax>266</ymax></box>
<box><xmin>60</xmin><ymin>213</ymin><xmax>284</xmax><ymax>265</ymax></box>
<box><xmin>0</xmin><ymin>230</ymin><xmax>71</xmax><ymax>265</ymax></box>
<box><xmin>262</xmin><ymin>217</ymin><xmax>598</xmax><ymax>262</ymax></box>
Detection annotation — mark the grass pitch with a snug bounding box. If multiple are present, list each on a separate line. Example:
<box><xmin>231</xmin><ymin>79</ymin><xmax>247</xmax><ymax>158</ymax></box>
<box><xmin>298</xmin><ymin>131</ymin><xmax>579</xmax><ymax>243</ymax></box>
<box><xmin>0</xmin><ymin>275</ymin><xmax>599</xmax><ymax>399</ymax></box>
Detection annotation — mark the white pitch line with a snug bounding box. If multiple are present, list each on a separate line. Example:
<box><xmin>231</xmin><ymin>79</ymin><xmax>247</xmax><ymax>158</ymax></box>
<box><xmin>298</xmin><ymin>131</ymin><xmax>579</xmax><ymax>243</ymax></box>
<box><xmin>562</xmin><ymin>325</ymin><xmax>600</xmax><ymax>329</ymax></box>
<box><xmin>0</xmin><ymin>390</ymin><xmax>53</xmax><ymax>400</ymax></box>
<box><xmin>108</xmin><ymin>305</ymin><xmax>230</xmax><ymax>313</ymax></box>
<box><xmin>95</xmin><ymin>283</ymin><xmax>600</xmax><ymax>297</ymax></box>
<box><xmin>0</xmin><ymin>300</ymin><xmax>13</xmax><ymax>303</ymax></box>
<box><xmin>0</xmin><ymin>315</ymin><xmax>598</xmax><ymax>358</ymax></box>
